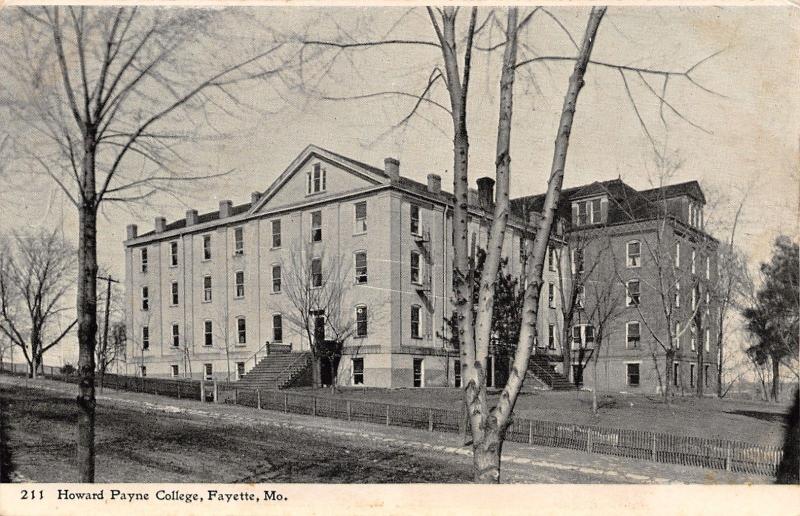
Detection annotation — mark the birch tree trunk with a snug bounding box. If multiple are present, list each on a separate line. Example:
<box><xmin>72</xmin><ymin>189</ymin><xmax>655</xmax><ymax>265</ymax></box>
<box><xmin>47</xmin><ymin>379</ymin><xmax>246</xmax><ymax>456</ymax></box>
<box><xmin>473</xmin><ymin>7</ymin><xmax>607</xmax><ymax>483</ymax></box>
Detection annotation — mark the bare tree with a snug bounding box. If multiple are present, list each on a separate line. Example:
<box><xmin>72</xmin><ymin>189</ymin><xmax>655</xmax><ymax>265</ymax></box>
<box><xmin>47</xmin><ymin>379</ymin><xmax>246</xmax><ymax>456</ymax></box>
<box><xmin>280</xmin><ymin>241</ymin><xmax>355</xmax><ymax>389</ymax></box>
<box><xmin>0</xmin><ymin>228</ymin><xmax>77</xmax><ymax>378</ymax></box>
<box><xmin>0</xmin><ymin>6</ymin><xmax>295</xmax><ymax>481</ymax></box>
<box><xmin>583</xmin><ymin>240</ymin><xmax>626</xmax><ymax>413</ymax></box>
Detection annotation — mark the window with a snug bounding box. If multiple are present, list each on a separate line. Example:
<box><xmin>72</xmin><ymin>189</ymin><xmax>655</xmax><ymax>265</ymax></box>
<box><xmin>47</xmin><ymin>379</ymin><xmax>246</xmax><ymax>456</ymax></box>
<box><xmin>272</xmin><ymin>314</ymin><xmax>283</xmax><ymax>342</ymax></box>
<box><xmin>141</xmin><ymin>286</ymin><xmax>149</xmax><ymax>311</ymax></box>
<box><xmin>675</xmin><ymin>322</ymin><xmax>681</xmax><ymax>349</ymax></box>
<box><xmin>141</xmin><ymin>366</ymin><xmax>147</xmax><ymax>378</ymax></box>
<box><xmin>673</xmin><ymin>362</ymin><xmax>680</xmax><ymax>387</ymax></box>
<box><xmin>140</xmin><ymin>248</ymin><xmax>148</xmax><ymax>273</ymax></box>
<box><xmin>626</xmin><ymin>322</ymin><xmax>641</xmax><ymax>348</ymax></box>
<box><xmin>690</xmin><ymin>324</ymin><xmax>697</xmax><ymax>351</ymax></box>
<box><xmin>170</xmin><ymin>241</ymin><xmax>179</xmax><ymax>267</ymax></box>
<box><xmin>674</xmin><ymin>281</ymin><xmax>681</xmax><ymax>308</ymax></box>
<box><xmin>352</xmin><ymin>358</ymin><xmax>364</xmax><ymax>385</ymax></box>
<box><xmin>627</xmin><ymin>241</ymin><xmax>641</xmax><ymax>268</ymax></box>
<box><xmin>571</xmin><ymin>248</ymin><xmax>584</xmax><ymax>274</ymax></box>
<box><xmin>571</xmin><ymin>324</ymin><xmax>595</xmax><ymax>349</ymax></box>
<box><xmin>410</xmin><ymin>251</ymin><xmax>421</xmax><ymax>284</ymax></box>
<box><xmin>271</xmin><ymin>265</ymin><xmax>282</xmax><ymax>293</ymax></box>
<box><xmin>691</xmin><ymin>249</ymin><xmax>696</xmax><ymax>274</ymax></box>
<box><xmin>203</xmin><ymin>235</ymin><xmax>212</xmax><ymax>260</ymax></box>
<box><xmin>547</xmin><ymin>246</ymin><xmax>555</xmax><ymax>271</ymax></box>
<box><xmin>626</xmin><ymin>363</ymin><xmax>640</xmax><ymax>387</ymax></box>
<box><xmin>204</xmin><ymin>363</ymin><xmax>213</xmax><ymax>381</ymax></box>
<box><xmin>235</xmin><ymin>270</ymin><xmax>245</xmax><ymax>298</ymax></box>
<box><xmin>548</xmin><ymin>324</ymin><xmax>556</xmax><ymax>349</ymax></box>
<box><xmin>690</xmin><ymin>363</ymin><xmax>696</xmax><ymax>388</ymax></box>
<box><xmin>413</xmin><ymin>358</ymin><xmax>424</xmax><ymax>387</ymax></box>
<box><xmin>410</xmin><ymin>305</ymin><xmax>421</xmax><ymax>339</ymax></box>
<box><xmin>171</xmin><ymin>281</ymin><xmax>179</xmax><ymax>306</ymax></box>
<box><xmin>705</xmin><ymin>255</ymin><xmax>710</xmax><ymax>280</ymax></box>
<box><xmin>548</xmin><ymin>283</ymin><xmax>555</xmax><ymax>308</ymax></box>
<box><xmin>575</xmin><ymin>285</ymin><xmax>585</xmax><ymax>309</ymax></box>
<box><xmin>674</xmin><ymin>241</ymin><xmax>681</xmax><ymax>268</ymax></box>
<box><xmin>454</xmin><ymin>359</ymin><xmax>461</xmax><ymax>388</ymax></box>
<box><xmin>271</xmin><ymin>219</ymin><xmax>281</xmax><ymax>248</ymax></box>
<box><xmin>312</xmin><ymin>310</ymin><xmax>325</xmax><ymax>344</ymax></box>
<box><xmin>704</xmin><ymin>365</ymin><xmax>710</xmax><ymax>387</ymax></box>
<box><xmin>705</xmin><ymin>328</ymin><xmax>710</xmax><ymax>352</ymax></box>
<box><xmin>171</xmin><ymin>365</ymin><xmax>179</xmax><ymax>378</ymax></box>
<box><xmin>142</xmin><ymin>326</ymin><xmax>149</xmax><ymax>350</ymax></box>
<box><xmin>356</xmin><ymin>305</ymin><xmax>368</xmax><ymax>337</ymax></box>
<box><xmin>307</xmin><ymin>163</ymin><xmax>326</xmax><ymax>194</ymax></box>
<box><xmin>203</xmin><ymin>276</ymin><xmax>212</xmax><ymax>302</ymax></box>
<box><xmin>626</xmin><ymin>280</ymin><xmax>640</xmax><ymax>307</ymax></box>
<box><xmin>692</xmin><ymin>285</ymin><xmax>698</xmax><ymax>311</ymax></box>
<box><xmin>410</xmin><ymin>204</ymin><xmax>420</xmax><ymax>235</ymax></box>
<box><xmin>237</xmin><ymin>317</ymin><xmax>246</xmax><ymax>345</ymax></box>
<box><xmin>237</xmin><ymin>362</ymin><xmax>245</xmax><ymax>380</ymax></box>
<box><xmin>234</xmin><ymin>227</ymin><xmax>244</xmax><ymax>256</ymax></box>
<box><xmin>311</xmin><ymin>258</ymin><xmax>322</xmax><ymax>288</ymax></box>
<box><xmin>204</xmin><ymin>321</ymin><xmax>213</xmax><ymax>347</ymax></box>
<box><xmin>171</xmin><ymin>323</ymin><xmax>180</xmax><ymax>348</ymax></box>
<box><xmin>574</xmin><ymin>198</ymin><xmax>604</xmax><ymax>226</ymax></box>
<box><xmin>311</xmin><ymin>211</ymin><xmax>322</xmax><ymax>242</ymax></box>
<box><xmin>354</xmin><ymin>202</ymin><xmax>367</xmax><ymax>233</ymax></box>
<box><xmin>355</xmin><ymin>252</ymin><xmax>368</xmax><ymax>284</ymax></box>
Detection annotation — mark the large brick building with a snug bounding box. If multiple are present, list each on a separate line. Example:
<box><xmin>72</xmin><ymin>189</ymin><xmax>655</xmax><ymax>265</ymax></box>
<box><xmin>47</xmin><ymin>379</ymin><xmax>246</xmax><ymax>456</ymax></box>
<box><xmin>122</xmin><ymin>145</ymin><xmax>567</xmax><ymax>388</ymax></box>
<box><xmin>122</xmin><ymin>145</ymin><xmax>718</xmax><ymax>393</ymax></box>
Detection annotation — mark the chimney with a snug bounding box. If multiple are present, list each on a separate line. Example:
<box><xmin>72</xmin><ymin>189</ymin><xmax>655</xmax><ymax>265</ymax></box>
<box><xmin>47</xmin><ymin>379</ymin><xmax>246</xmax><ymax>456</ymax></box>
<box><xmin>384</xmin><ymin>157</ymin><xmax>400</xmax><ymax>181</ymax></box>
<box><xmin>251</xmin><ymin>191</ymin><xmax>261</xmax><ymax>206</ymax></box>
<box><xmin>219</xmin><ymin>200</ymin><xmax>232</xmax><ymax>218</ymax></box>
<box><xmin>126</xmin><ymin>224</ymin><xmax>138</xmax><ymax>240</ymax></box>
<box><xmin>186</xmin><ymin>209</ymin><xmax>198</xmax><ymax>226</ymax></box>
<box><xmin>477</xmin><ymin>177</ymin><xmax>495</xmax><ymax>210</ymax></box>
<box><xmin>426</xmin><ymin>174</ymin><xmax>441</xmax><ymax>194</ymax></box>
<box><xmin>154</xmin><ymin>217</ymin><xmax>166</xmax><ymax>233</ymax></box>
<box><xmin>468</xmin><ymin>188</ymin><xmax>479</xmax><ymax>207</ymax></box>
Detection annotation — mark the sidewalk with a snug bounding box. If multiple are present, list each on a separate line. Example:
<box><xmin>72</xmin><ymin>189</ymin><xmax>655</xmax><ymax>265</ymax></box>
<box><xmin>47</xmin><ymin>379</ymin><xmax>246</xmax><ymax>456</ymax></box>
<box><xmin>0</xmin><ymin>375</ymin><xmax>771</xmax><ymax>484</ymax></box>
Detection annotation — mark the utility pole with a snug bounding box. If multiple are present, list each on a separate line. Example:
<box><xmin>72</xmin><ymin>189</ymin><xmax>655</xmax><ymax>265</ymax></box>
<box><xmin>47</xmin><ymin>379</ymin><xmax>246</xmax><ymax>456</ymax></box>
<box><xmin>97</xmin><ymin>275</ymin><xmax>120</xmax><ymax>387</ymax></box>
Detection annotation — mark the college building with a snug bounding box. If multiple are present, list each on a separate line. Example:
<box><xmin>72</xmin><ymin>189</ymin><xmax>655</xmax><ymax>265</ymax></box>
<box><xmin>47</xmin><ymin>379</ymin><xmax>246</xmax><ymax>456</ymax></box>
<box><xmin>122</xmin><ymin>144</ymin><xmax>719</xmax><ymax>394</ymax></box>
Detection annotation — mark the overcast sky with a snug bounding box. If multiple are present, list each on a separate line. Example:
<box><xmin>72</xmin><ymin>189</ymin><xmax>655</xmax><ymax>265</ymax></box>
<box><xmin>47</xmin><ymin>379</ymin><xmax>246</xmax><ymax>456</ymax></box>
<box><xmin>1</xmin><ymin>5</ymin><xmax>797</xmax><ymax>365</ymax></box>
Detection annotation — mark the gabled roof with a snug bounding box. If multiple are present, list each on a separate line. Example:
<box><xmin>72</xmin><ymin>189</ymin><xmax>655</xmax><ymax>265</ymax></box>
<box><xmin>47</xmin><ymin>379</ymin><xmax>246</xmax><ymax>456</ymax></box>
<box><xmin>248</xmin><ymin>144</ymin><xmax>390</xmax><ymax>214</ymax></box>
<box><xmin>640</xmin><ymin>181</ymin><xmax>706</xmax><ymax>204</ymax></box>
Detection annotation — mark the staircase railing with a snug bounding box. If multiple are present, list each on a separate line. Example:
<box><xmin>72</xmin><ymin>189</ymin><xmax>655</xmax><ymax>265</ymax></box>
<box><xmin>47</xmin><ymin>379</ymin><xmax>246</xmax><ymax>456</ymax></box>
<box><xmin>528</xmin><ymin>360</ymin><xmax>557</xmax><ymax>387</ymax></box>
<box><xmin>245</xmin><ymin>341</ymin><xmax>277</xmax><ymax>377</ymax></box>
<box><xmin>273</xmin><ymin>352</ymin><xmax>310</xmax><ymax>390</ymax></box>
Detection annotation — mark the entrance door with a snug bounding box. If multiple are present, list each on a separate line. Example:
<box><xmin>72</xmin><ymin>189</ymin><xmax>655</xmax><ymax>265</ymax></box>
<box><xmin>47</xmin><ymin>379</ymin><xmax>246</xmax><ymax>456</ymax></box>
<box><xmin>413</xmin><ymin>358</ymin><xmax>424</xmax><ymax>387</ymax></box>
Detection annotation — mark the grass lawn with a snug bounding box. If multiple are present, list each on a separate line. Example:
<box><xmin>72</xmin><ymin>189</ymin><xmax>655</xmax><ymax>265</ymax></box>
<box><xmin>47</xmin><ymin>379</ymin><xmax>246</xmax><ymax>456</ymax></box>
<box><xmin>0</xmin><ymin>384</ymin><xmax>476</xmax><ymax>483</ymax></box>
<box><xmin>288</xmin><ymin>386</ymin><xmax>790</xmax><ymax>447</ymax></box>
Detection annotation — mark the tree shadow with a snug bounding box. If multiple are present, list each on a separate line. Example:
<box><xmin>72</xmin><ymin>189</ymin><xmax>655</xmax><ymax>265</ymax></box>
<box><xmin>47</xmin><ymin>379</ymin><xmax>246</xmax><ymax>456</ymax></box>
<box><xmin>728</xmin><ymin>409</ymin><xmax>787</xmax><ymax>424</ymax></box>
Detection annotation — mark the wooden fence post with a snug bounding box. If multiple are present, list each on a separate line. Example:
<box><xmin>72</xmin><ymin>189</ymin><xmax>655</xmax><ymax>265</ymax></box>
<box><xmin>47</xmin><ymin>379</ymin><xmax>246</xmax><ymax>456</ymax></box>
<box><xmin>213</xmin><ymin>381</ymin><xmax>218</xmax><ymax>403</ymax></box>
<box><xmin>385</xmin><ymin>404</ymin><xmax>390</xmax><ymax>426</ymax></box>
<box><xmin>234</xmin><ymin>388</ymin><xmax>238</xmax><ymax>405</ymax></box>
<box><xmin>257</xmin><ymin>389</ymin><xmax>261</xmax><ymax>410</ymax></box>
<box><xmin>587</xmin><ymin>429</ymin><xmax>593</xmax><ymax>453</ymax></box>
<box><xmin>651</xmin><ymin>433</ymin><xmax>657</xmax><ymax>461</ymax></box>
<box><xmin>347</xmin><ymin>400</ymin><xmax>351</xmax><ymax>422</ymax></box>
<box><xmin>312</xmin><ymin>396</ymin><xmax>317</xmax><ymax>417</ymax></box>
<box><xmin>725</xmin><ymin>443</ymin><xmax>732</xmax><ymax>471</ymax></box>
<box><xmin>200</xmin><ymin>379</ymin><xmax>205</xmax><ymax>402</ymax></box>
<box><xmin>284</xmin><ymin>392</ymin><xmax>288</xmax><ymax>413</ymax></box>
<box><xmin>177</xmin><ymin>384</ymin><xmax>181</xmax><ymax>400</ymax></box>
<box><xmin>428</xmin><ymin>408</ymin><xmax>434</xmax><ymax>432</ymax></box>
<box><xmin>528</xmin><ymin>421</ymin><xmax>533</xmax><ymax>445</ymax></box>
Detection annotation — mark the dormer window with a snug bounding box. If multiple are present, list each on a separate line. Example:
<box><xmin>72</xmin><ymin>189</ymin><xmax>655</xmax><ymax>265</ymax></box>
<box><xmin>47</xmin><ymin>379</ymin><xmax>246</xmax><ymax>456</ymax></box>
<box><xmin>688</xmin><ymin>201</ymin><xmax>704</xmax><ymax>229</ymax></box>
<box><xmin>307</xmin><ymin>163</ymin><xmax>327</xmax><ymax>194</ymax></box>
<box><xmin>572</xmin><ymin>197</ymin><xmax>606</xmax><ymax>226</ymax></box>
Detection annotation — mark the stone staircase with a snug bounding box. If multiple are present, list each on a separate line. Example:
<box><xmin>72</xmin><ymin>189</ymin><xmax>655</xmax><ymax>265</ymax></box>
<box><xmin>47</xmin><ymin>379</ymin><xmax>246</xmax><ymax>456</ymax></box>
<box><xmin>527</xmin><ymin>354</ymin><xmax>576</xmax><ymax>391</ymax></box>
<box><xmin>237</xmin><ymin>351</ymin><xmax>313</xmax><ymax>391</ymax></box>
